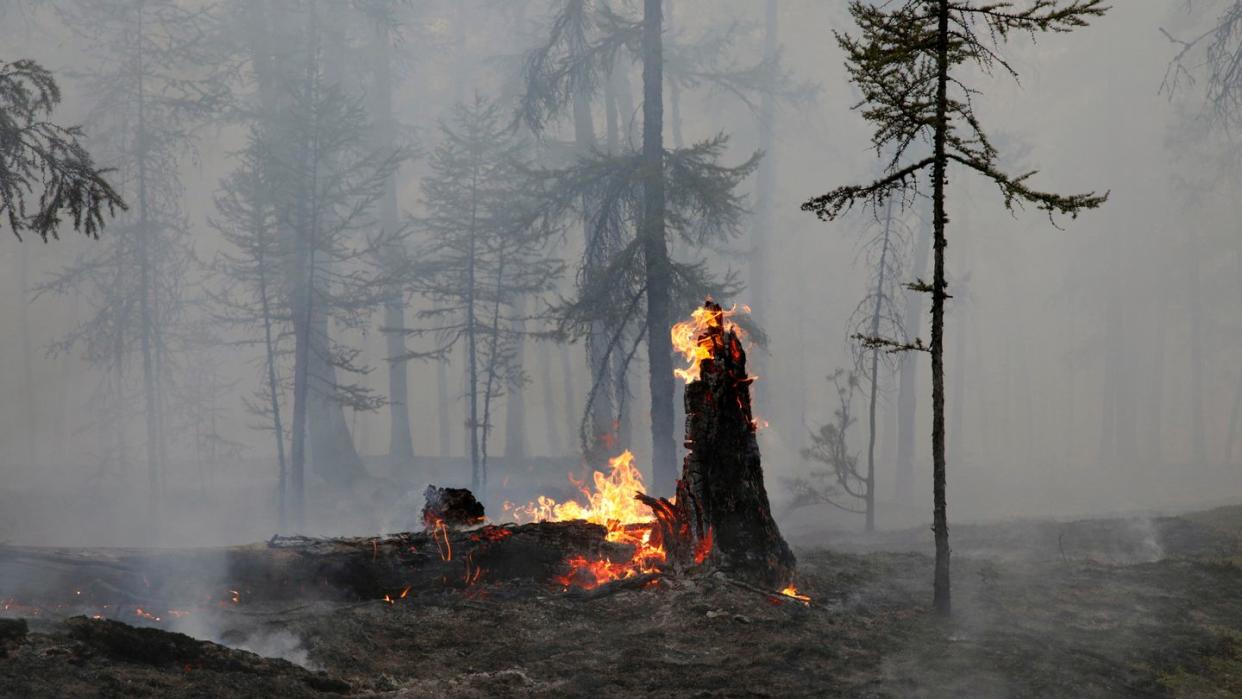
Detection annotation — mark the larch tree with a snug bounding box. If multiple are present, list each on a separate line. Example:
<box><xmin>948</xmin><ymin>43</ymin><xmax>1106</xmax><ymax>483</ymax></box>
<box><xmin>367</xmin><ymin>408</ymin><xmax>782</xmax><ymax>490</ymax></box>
<box><xmin>38</xmin><ymin>0</ymin><xmax>226</xmax><ymax>517</ymax></box>
<box><xmin>206</xmin><ymin>135</ymin><xmax>293</xmax><ymax>530</ymax></box>
<box><xmin>0</xmin><ymin>58</ymin><xmax>124</xmax><ymax>241</ymax></box>
<box><xmin>801</xmin><ymin>0</ymin><xmax>1108</xmax><ymax>615</ymax></box>
<box><xmin>520</xmin><ymin>0</ymin><xmax>769</xmax><ymax>491</ymax></box>
<box><xmin>358</xmin><ymin>0</ymin><xmax>418</xmax><ymax>471</ymax></box>
<box><xmin>233</xmin><ymin>0</ymin><xmax>412</xmax><ymax>526</ymax></box>
<box><xmin>847</xmin><ymin>196</ymin><xmax>909</xmax><ymax>532</ymax></box>
<box><xmin>1163</xmin><ymin>1</ymin><xmax>1242</xmax><ymax>467</ymax></box>
<box><xmin>790</xmin><ymin>369</ymin><xmax>873</xmax><ymax>524</ymax></box>
<box><xmin>409</xmin><ymin>97</ymin><xmax>562</xmax><ymax>496</ymax></box>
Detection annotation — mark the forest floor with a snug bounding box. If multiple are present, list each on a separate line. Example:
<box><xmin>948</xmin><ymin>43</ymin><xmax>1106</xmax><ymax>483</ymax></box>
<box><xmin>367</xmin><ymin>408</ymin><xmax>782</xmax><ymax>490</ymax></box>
<box><xmin>2</xmin><ymin>506</ymin><xmax>1242</xmax><ymax>697</ymax></box>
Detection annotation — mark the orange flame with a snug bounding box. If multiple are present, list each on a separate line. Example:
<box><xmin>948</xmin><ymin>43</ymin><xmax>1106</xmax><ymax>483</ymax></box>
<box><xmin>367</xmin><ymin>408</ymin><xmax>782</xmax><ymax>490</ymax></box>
<box><xmin>779</xmin><ymin>585</ymin><xmax>811</xmax><ymax>603</ymax></box>
<box><xmin>510</xmin><ymin>450</ymin><xmax>665</xmax><ymax>589</ymax></box>
<box><xmin>432</xmin><ymin>520</ymin><xmax>453</xmax><ymax>561</ymax></box>
<box><xmin>670</xmin><ymin>303</ymin><xmax>745</xmax><ymax>383</ymax></box>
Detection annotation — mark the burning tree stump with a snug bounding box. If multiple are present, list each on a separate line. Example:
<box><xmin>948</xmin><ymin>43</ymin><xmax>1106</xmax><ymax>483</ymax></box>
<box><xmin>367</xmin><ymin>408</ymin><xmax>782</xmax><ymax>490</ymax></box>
<box><xmin>640</xmin><ymin>300</ymin><xmax>796</xmax><ymax>590</ymax></box>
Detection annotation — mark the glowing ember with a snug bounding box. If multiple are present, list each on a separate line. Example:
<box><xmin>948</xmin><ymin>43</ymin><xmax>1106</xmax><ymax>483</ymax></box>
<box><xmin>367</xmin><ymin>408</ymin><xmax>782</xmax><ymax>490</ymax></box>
<box><xmin>432</xmin><ymin>520</ymin><xmax>453</xmax><ymax>561</ymax></box>
<box><xmin>671</xmin><ymin>302</ymin><xmax>745</xmax><ymax>383</ymax></box>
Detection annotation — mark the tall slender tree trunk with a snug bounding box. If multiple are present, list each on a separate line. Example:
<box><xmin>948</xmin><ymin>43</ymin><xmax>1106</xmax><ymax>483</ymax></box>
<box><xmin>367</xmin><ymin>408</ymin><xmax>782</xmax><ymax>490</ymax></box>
<box><xmin>896</xmin><ymin>216</ymin><xmax>931</xmax><ymax>504</ymax></box>
<box><xmin>930</xmin><ymin>0</ymin><xmax>951</xmax><ymax>616</ymax></box>
<box><xmin>641</xmin><ymin>0</ymin><xmax>675</xmax><ymax>497</ymax></box>
<box><xmin>538</xmin><ymin>346</ymin><xmax>562</xmax><ymax>455</ymax></box>
<box><xmin>753</xmin><ymin>1</ymin><xmax>778</xmax><ymax>276</ymax></box>
<box><xmin>134</xmin><ymin>12</ymin><xmax>163</xmax><ymax>519</ymax></box>
<box><xmin>369</xmin><ymin>17</ymin><xmax>414</xmax><ymax>470</ymax></box>
<box><xmin>1186</xmin><ymin>228</ymin><xmax>1206</xmax><ymax>466</ymax></box>
<box><xmin>1146</xmin><ymin>293</ymin><xmax>1166</xmax><ymax>468</ymax></box>
<box><xmin>256</xmin><ymin>220</ymin><xmax>288</xmax><ymax>532</ymax></box>
<box><xmin>1225</xmin><ymin>250</ymin><xmax>1242</xmax><ymax>464</ymax></box>
<box><xmin>751</xmin><ymin>0</ymin><xmax>778</xmax><ymax>421</ymax></box>
<box><xmin>505</xmin><ymin>295</ymin><xmax>528</xmax><ymax>464</ymax></box>
<box><xmin>479</xmin><ymin>249</ymin><xmax>509</xmax><ymax>495</ymax></box>
<box><xmin>466</xmin><ymin>171</ymin><xmax>481</xmax><ymax>493</ymax></box>
<box><xmin>864</xmin><ymin>197</ymin><xmax>894</xmax><ymax>533</ymax></box>
<box><xmin>559</xmin><ymin>346</ymin><xmax>577</xmax><ymax>455</ymax></box>
<box><xmin>17</xmin><ymin>245</ymin><xmax>37</xmax><ymax>470</ymax></box>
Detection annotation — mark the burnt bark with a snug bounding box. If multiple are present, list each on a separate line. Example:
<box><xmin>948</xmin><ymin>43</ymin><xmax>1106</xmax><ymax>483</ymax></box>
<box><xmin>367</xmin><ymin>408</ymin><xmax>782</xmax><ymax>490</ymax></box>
<box><xmin>640</xmin><ymin>301</ymin><xmax>795</xmax><ymax>590</ymax></box>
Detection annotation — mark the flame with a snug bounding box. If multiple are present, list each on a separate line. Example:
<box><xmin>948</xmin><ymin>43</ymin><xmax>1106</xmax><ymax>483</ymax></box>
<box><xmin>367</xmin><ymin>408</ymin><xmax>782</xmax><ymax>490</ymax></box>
<box><xmin>779</xmin><ymin>585</ymin><xmax>811</xmax><ymax>603</ymax></box>
<box><xmin>510</xmin><ymin>450</ymin><xmax>667</xmax><ymax>589</ymax></box>
<box><xmin>671</xmin><ymin>302</ymin><xmax>745</xmax><ymax>383</ymax></box>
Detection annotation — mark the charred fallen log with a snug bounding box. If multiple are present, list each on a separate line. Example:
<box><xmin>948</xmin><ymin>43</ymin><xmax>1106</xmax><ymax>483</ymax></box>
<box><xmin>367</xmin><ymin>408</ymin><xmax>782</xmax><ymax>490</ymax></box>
<box><xmin>639</xmin><ymin>300</ymin><xmax>796</xmax><ymax>590</ymax></box>
<box><xmin>0</xmin><ymin>521</ymin><xmax>631</xmax><ymax>613</ymax></box>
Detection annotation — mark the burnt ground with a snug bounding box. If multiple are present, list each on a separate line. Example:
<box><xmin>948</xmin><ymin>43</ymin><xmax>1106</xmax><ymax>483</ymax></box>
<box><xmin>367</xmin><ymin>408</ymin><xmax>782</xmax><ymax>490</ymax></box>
<box><xmin>2</xmin><ymin>506</ymin><xmax>1242</xmax><ymax>697</ymax></box>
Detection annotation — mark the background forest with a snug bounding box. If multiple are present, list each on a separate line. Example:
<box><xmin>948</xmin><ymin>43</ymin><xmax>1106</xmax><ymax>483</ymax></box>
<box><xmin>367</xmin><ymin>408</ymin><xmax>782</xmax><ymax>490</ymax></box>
<box><xmin>0</xmin><ymin>0</ymin><xmax>1238</xmax><ymax>550</ymax></box>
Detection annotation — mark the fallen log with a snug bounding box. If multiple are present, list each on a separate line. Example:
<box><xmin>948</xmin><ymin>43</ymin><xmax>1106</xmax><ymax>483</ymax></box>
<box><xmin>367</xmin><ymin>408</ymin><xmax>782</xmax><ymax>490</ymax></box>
<box><xmin>0</xmin><ymin>521</ymin><xmax>631</xmax><ymax>615</ymax></box>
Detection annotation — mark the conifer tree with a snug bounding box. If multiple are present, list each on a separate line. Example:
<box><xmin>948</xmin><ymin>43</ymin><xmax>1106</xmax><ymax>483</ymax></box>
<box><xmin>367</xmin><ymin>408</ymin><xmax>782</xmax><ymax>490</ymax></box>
<box><xmin>409</xmin><ymin>97</ymin><xmax>562</xmax><ymax>495</ymax></box>
<box><xmin>802</xmin><ymin>0</ymin><xmax>1108</xmax><ymax>615</ymax></box>
<box><xmin>0</xmin><ymin>59</ymin><xmax>123</xmax><ymax>241</ymax></box>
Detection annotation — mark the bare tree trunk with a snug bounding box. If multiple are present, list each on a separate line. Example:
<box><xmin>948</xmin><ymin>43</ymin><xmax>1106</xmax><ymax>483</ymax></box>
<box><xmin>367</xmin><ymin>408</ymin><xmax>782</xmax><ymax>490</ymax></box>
<box><xmin>863</xmin><ymin>197</ymin><xmax>894</xmax><ymax>533</ymax></box>
<box><xmin>751</xmin><ymin>0</ymin><xmax>778</xmax><ymax>422</ymax></box>
<box><xmin>641</xmin><ymin>0</ymin><xmax>676</xmax><ymax>497</ymax></box>
<box><xmin>1146</xmin><ymin>292</ymin><xmax>1166</xmax><ymax>468</ymax></box>
<box><xmin>1186</xmin><ymin>227</ymin><xmax>1206</xmax><ymax>466</ymax></box>
<box><xmin>505</xmin><ymin>296</ymin><xmax>528</xmax><ymax>464</ymax></box>
<box><xmin>478</xmin><ymin>250</ymin><xmax>510</xmax><ymax>495</ymax></box>
<box><xmin>134</xmin><ymin>10</ymin><xmax>163</xmax><ymax>519</ymax></box>
<box><xmin>574</xmin><ymin>86</ymin><xmax>615</xmax><ymax>456</ymax></box>
<box><xmin>369</xmin><ymin>16</ymin><xmax>414</xmax><ymax>470</ymax></box>
<box><xmin>466</xmin><ymin>174</ymin><xmax>481</xmax><ymax>493</ymax></box>
<box><xmin>437</xmin><ymin>360</ymin><xmax>451</xmax><ymax>457</ymax></box>
<box><xmin>1225</xmin><ymin>250</ymin><xmax>1242</xmax><ymax>464</ymax></box>
<box><xmin>559</xmin><ymin>345</ymin><xmax>577</xmax><ymax>455</ymax></box>
<box><xmin>17</xmin><ymin>244</ymin><xmax>37</xmax><ymax>470</ymax></box>
<box><xmin>895</xmin><ymin>216</ymin><xmax>930</xmax><ymax>505</ymax></box>
<box><xmin>930</xmin><ymin>0</ymin><xmax>951</xmax><ymax>616</ymax></box>
<box><xmin>538</xmin><ymin>346</ymin><xmax>562</xmax><ymax>455</ymax></box>
<box><xmin>256</xmin><ymin>212</ymin><xmax>288</xmax><ymax>532</ymax></box>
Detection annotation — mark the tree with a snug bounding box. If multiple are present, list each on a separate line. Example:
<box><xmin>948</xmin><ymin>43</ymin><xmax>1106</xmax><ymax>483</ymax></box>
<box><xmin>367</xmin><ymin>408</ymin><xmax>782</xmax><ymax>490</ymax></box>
<box><xmin>521</xmin><ymin>0</ymin><xmax>761</xmax><ymax>492</ymax></box>
<box><xmin>38</xmin><ymin>0</ymin><xmax>227</xmax><ymax>517</ymax></box>
<box><xmin>206</xmin><ymin>135</ymin><xmax>293</xmax><ymax>529</ymax></box>
<box><xmin>359</xmin><ymin>0</ymin><xmax>418</xmax><ymax>470</ymax></box>
<box><xmin>0</xmin><ymin>58</ymin><xmax>124</xmax><ymax>241</ymax></box>
<box><xmin>1162</xmin><ymin>2</ymin><xmax>1242</xmax><ymax>467</ymax></box>
<box><xmin>801</xmin><ymin>0</ymin><xmax>1108</xmax><ymax>615</ymax></box>
<box><xmin>789</xmin><ymin>369</ymin><xmax>873</xmax><ymax>526</ymax></box>
<box><xmin>519</xmin><ymin>0</ymin><xmax>806</xmax><ymax>476</ymax></box>
<box><xmin>232</xmin><ymin>0</ymin><xmax>412</xmax><ymax>525</ymax></box>
<box><xmin>409</xmin><ymin>96</ymin><xmax>562</xmax><ymax>496</ymax></box>
<box><xmin>846</xmin><ymin>196</ymin><xmax>908</xmax><ymax>532</ymax></box>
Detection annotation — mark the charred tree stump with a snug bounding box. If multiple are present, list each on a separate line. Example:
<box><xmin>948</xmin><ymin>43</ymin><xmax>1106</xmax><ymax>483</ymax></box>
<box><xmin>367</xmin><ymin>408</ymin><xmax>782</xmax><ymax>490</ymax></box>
<box><xmin>639</xmin><ymin>300</ymin><xmax>796</xmax><ymax>590</ymax></box>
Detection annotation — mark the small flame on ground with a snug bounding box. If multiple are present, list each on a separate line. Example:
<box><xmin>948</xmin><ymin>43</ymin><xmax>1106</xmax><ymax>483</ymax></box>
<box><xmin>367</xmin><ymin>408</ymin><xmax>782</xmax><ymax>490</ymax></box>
<box><xmin>779</xmin><ymin>585</ymin><xmax>811</xmax><ymax>603</ymax></box>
